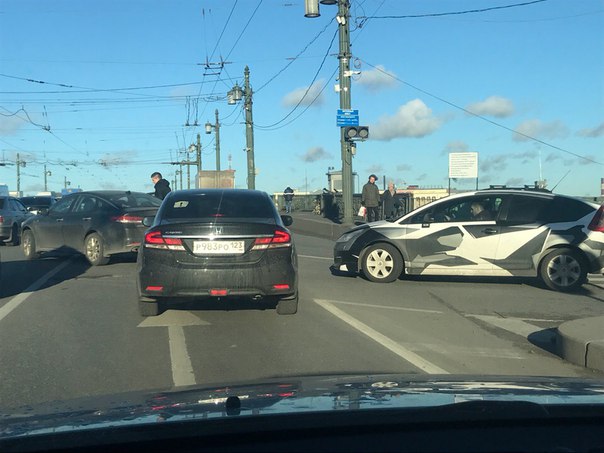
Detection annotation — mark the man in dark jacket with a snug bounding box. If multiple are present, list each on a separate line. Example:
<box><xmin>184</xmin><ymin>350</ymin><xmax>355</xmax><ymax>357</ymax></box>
<box><xmin>361</xmin><ymin>174</ymin><xmax>380</xmax><ymax>222</ymax></box>
<box><xmin>151</xmin><ymin>172</ymin><xmax>171</xmax><ymax>200</ymax></box>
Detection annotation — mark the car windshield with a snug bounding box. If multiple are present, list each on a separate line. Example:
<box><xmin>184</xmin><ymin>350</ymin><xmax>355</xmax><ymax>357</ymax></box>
<box><xmin>1</xmin><ymin>0</ymin><xmax>603</xmax><ymax>448</ymax></box>
<box><xmin>163</xmin><ymin>192</ymin><xmax>275</xmax><ymax>220</ymax></box>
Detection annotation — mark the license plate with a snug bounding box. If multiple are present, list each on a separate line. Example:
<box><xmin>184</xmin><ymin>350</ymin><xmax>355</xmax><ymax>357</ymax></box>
<box><xmin>193</xmin><ymin>240</ymin><xmax>245</xmax><ymax>255</ymax></box>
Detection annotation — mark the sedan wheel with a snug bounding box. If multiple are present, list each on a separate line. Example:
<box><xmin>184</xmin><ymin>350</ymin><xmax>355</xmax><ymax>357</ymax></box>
<box><xmin>22</xmin><ymin>230</ymin><xmax>40</xmax><ymax>260</ymax></box>
<box><xmin>85</xmin><ymin>233</ymin><xmax>110</xmax><ymax>266</ymax></box>
<box><xmin>539</xmin><ymin>248</ymin><xmax>586</xmax><ymax>292</ymax></box>
<box><xmin>361</xmin><ymin>243</ymin><xmax>403</xmax><ymax>283</ymax></box>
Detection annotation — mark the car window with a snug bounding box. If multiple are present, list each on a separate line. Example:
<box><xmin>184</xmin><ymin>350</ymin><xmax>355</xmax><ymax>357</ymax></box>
<box><xmin>546</xmin><ymin>196</ymin><xmax>596</xmax><ymax>223</ymax></box>
<box><xmin>163</xmin><ymin>193</ymin><xmax>274</xmax><ymax>220</ymax></box>
<box><xmin>409</xmin><ymin>196</ymin><xmax>503</xmax><ymax>223</ymax></box>
<box><xmin>108</xmin><ymin>192</ymin><xmax>162</xmax><ymax>209</ymax></box>
<box><xmin>504</xmin><ymin>196</ymin><xmax>552</xmax><ymax>224</ymax></box>
<box><xmin>50</xmin><ymin>196</ymin><xmax>77</xmax><ymax>215</ymax></box>
<box><xmin>74</xmin><ymin>196</ymin><xmax>99</xmax><ymax>213</ymax></box>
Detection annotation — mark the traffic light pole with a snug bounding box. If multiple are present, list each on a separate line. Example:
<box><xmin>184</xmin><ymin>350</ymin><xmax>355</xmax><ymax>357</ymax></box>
<box><xmin>337</xmin><ymin>0</ymin><xmax>353</xmax><ymax>225</ymax></box>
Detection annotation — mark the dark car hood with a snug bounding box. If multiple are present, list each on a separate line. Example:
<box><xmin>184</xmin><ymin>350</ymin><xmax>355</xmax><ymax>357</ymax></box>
<box><xmin>2</xmin><ymin>373</ymin><xmax>604</xmax><ymax>441</ymax></box>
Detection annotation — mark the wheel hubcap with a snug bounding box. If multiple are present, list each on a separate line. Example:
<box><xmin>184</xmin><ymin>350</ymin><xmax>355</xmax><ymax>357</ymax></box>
<box><xmin>87</xmin><ymin>237</ymin><xmax>100</xmax><ymax>261</ymax></box>
<box><xmin>367</xmin><ymin>249</ymin><xmax>394</xmax><ymax>279</ymax></box>
<box><xmin>547</xmin><ymin>255</ymin><xmax>580</xmax><ymax>287</ymax></box>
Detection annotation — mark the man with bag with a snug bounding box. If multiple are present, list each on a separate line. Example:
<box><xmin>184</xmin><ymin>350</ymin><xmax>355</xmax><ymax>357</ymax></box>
<box><xmin>361</xmin><ymin>174</ymin><xmax>380</xmax><ymax>222</ymax></box>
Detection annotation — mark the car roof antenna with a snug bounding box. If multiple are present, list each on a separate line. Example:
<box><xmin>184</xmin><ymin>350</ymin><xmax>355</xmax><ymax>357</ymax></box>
<box><xmin>551</xmin><ymin>169</ymin><xmax>571</xmax><ymax>192</ymax></box>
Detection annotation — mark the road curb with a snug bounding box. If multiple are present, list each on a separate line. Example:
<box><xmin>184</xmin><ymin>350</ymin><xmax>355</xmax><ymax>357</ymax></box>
<box><xmin>555</xmin><ymin>316</ymin><xmax>604</xmax><ymax>373</ymax></box>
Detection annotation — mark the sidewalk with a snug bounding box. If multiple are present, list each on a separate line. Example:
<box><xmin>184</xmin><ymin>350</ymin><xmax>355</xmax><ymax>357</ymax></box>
<box><xmin>285</xmin><ymin>209</ymin><xmax>604</xmax><ymax>374</ymax></box>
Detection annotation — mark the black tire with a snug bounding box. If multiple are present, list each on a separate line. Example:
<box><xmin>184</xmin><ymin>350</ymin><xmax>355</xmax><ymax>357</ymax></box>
<box><xmin>6</xmin><ymin>224</ymin><xmax>19</xmax><ymax>246</ymax></box>
<box><xmin>276</xmin><ymin>293</ymin><xmax>298</xmax><ymax>315</ymax></box>
<box><xmin>84</xmin><ymin>233</ymin><xmax>110</xmax><ymax>266</ymax></box>
<box><xmin>22</xmin><ymin>230</ymin><xmax>40</xmax><ymax>260</ymax></box>
<box><xmin>539</xmin><ymin>248</ymin><xmax>587</xmax><ymax>292</ymax></box>
<box><xmin>361</xmin><ymin>243</ymin><xmax>404</xmax><ymax>283</ymax></box>
<box><xmin>138</xmin><ymin>296</ymin><xmax>159</xmax><ymax>316</ymax></box>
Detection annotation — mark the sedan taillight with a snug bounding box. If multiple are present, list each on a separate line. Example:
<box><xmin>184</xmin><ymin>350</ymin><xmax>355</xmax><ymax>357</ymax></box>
<box><xmin>112</xmin><ymin>214</ymin><xmax>144</xmax><ymax>224</ymax></box>
<box><xmin>251</xmin><ymin>230</ymin><xmax>291</xmax><ymax>250</ymax></box>
<box><xmin>144</xmin><ymin>231</ymin><xmax>185</xmax><ymax>250</ymax></box>
<box><xmin>588</xmin><ymin>205</ymin><xmax>604</xmax><ymax>232</ymax></box>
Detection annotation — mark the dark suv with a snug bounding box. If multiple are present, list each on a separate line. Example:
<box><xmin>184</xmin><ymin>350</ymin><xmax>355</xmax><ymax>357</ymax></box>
<box><xmin>333</xmin><ymin>187</ymin><xmax>604</xmax><ymax>292</ymax></box>
<box><xmin>137</xmin><ymin>189</ymin><xmax>298</xmax><ymax>316</ymax></box>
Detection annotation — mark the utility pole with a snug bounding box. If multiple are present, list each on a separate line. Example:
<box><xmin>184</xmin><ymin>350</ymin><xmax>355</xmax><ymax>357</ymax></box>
<box><xmin>197</xmin><ymin>133</ymin><xmax>202</xmax><ymax>186</ymax></box>
<box><xmin>16</xmin><ymin>153</ymin><xmax>26</xmax><ymax>194</ymax></box>
<box><xmin>244</xmin><ymin>66</ymin><xmax>255</xmax><ymax>190</ymax></box>
<box><xmin>44</xmin><ymin>165</ymin><xmax>52</xmax><ymax>191</ymax></box>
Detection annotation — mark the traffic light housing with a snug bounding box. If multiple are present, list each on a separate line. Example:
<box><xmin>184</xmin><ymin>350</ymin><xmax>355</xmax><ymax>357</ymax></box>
<box><xmin>343</xmin><ymin>126</ymin><xmax>369</xmax><ymax>141</ymax></box>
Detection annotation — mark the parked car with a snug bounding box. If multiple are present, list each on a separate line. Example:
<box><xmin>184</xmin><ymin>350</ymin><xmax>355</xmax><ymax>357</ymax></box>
<box><xmin>19</xmin><ymin>195</ymin><xmax>57</xmax><ymax>215</ymax></box>
<box><xmin>137</xmin><ymin>189</ymin><xmax>298</xmax><ymax>316</ymax></box>
<box><xmin>0</xmin><ymin>196</ymin><xmax>33</xmax><ymax>245</ymax></box>
<box><xmin>333</xmin><ymin>187</ymin><xmax>604</xmax><ymax>292</ymax></box>
<box><xmin>21</xmin><ymin>190</ymin><xmax>162</xmax><ymax>265</ymax></box>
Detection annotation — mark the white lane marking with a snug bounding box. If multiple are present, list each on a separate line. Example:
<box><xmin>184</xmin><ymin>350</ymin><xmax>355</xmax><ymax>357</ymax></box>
<box><xmin>298</xmin><ymin>254</ymin><xmax>332</xmax><ymax>261</ymax></box>
<box><xmin>168</xmin><ymin>325</ymin><xmax>196</xmax><ymax>387</ymax></box>
<box><xmin>0</xmin><ymin>259</ymin><xmax>72</xmax><ymax>323</ymax></box>
<box><xmin>315</xmin><ymin>299</ymin><xmax>449</xmax><ymax>374</ymax></box>
<box><xmin>138</xmin><ymin>311</ymin><xmax>204</xmax><ymax>387</ymax></box>
<box><xmin>332</xmin><ymin>300</ymin><xmax>443</xmax><ymax>314</ymax></box>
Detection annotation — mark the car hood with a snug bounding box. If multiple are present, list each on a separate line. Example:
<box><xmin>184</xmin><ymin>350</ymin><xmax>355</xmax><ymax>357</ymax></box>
<box><xmin>2</xmin><ymin>374</ymin><xmax>604</xmax><ymax>440</ymax></box>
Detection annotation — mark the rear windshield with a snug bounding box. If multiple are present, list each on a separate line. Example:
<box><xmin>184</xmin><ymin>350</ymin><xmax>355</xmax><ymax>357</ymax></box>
<box><xmin>107</xmin><ymin>192</ymin><xmax>162</xmax><ymax>209</ymax></box>
<box><xmin>20</xmin><ymin>197</ymin><xmax>53</xmax><ymax>207</ymax></box>
<box><xmin>163</xmin><ymin>192</ymin><xmax>275</xmax><ymax>220</ymax></box>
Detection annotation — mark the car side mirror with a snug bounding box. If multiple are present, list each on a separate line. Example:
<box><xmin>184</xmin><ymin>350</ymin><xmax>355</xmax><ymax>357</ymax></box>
<box><xmin>281</xmin><ymin>215</ymin><xmax>293</xmax><ymax>227</ymax></box>
<box><xmin>142</xmin><ymin>216</ymin><xmax>154</xmax><ymax>227</ymax></box>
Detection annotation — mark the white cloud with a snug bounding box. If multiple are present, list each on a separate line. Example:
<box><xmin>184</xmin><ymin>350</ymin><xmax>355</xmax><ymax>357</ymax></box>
<box><xmin>370</xmin><ymin>99</ymin><xmax>443</xmax><ymax>141</ymax></box>
<box><xmin>577</xmin><ymin>122</ymin><xmax>604</xmax><ymax>138</ymax></box>
<box><xmin>300</xmin><ymin>146</ymin><xmax>331</xmax><ymax>162</ymax></box>
<box><xmin>355</xmin><ymin>65</ymin><xmax>398</xmax><ymax>92</ymax></box>
<box><xmin>466</xmin><ymin>96</ymin><xmax>514</xmax><ymax>118</ymax></box>
<box><xmin>513</xmin><ymin>119</ymin><xmax>569</xmax><ymax>142</ymax></box>
<box><xmin>443</xmin><ymin>140</ymin><xmax>469</xmax><ymax>155</ymax></box>
<box><xmin>282</xmin><ymin>80</ymin><xmax>325</xmax><ymax>107</ymax></box>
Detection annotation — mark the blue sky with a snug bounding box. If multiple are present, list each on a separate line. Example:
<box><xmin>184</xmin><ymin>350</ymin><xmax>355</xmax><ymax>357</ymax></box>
<box><xmin>1</xmin><ymin>0</ymin><xmax>603</xmax><ymax>197</ymax></box>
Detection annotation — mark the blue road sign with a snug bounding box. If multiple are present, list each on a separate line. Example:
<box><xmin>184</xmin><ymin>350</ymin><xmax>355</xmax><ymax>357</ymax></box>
<box><xmin>337</xmin><ymin>109</ymin><xmax>359</xmax><ymax>127</ymax></box>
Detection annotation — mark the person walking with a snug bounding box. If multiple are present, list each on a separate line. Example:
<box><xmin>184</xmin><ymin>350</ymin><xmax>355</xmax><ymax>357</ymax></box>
<box><xmin>361</xmin><ymin>174</ymin><xmax>380</xmax><ymax>222</ymax></box>
<box><xmin>151</xmin><ymin>171</ymin><xmax>171</xmax><ymax>200</ymax></box>
<box><xmin>381</xmin><ymin>181</ymin><xmax>399</xmax><ymax>220</ymax></box>
<box><xmin>283</xmin><ymin>186</ymin><xmax>294</xmax><ymax>213</ymax></box>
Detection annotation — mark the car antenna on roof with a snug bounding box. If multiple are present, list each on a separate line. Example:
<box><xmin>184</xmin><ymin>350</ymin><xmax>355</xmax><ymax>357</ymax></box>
<box><xmin>551</xmin><ymin>169</ymin><xmax>571</xmax><ymax>192</ymax></box>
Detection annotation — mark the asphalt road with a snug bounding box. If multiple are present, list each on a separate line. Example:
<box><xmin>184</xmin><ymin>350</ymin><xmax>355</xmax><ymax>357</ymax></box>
<box><xmin>1</xmin><ymin>234</ymin><xmax>604</xmax><ymax>410</ymax></box>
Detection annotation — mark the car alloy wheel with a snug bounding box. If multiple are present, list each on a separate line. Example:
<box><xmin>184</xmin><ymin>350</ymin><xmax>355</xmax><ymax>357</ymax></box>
<box><xmin>361</xmin><ymin>243</ymin><xmax>403</xmax><ymax>283</ymax></box>
<box><xmin>22</xmin><ymin>230</ymin><xmax>39</xmax><ymax>260</ymax></box>
<box><xmin>85</xmin><ymin>233</ymin><xmax>110</xmax><ymax>266</ymax></box>
<box><xmin>540</xmin><ymin>248</ymin><xmax>586</xmax><ymax>292</ymax></box>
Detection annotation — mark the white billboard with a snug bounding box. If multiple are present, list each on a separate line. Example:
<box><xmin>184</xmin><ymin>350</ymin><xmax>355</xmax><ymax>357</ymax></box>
<box><xmin>449</xmin><ymin>152</ymin><xmax>478</xmax><ymax>179</ymax></box>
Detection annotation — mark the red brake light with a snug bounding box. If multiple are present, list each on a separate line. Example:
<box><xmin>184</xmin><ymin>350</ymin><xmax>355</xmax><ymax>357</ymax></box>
<box><xmin>144</xmin><ymin>231</ymin><xmax>184</xmax><ymax>250</ymax></box>
<box><xmin>0</xmin><ymin>215</ymin><xmax>4</xmax><ymax>224</ymax></box>
<box><xmin>112</xmin><ymin>214</ymin><xmax>144</xmax><ymax>223</ymax></box>
<box><xmin>588</xmin><ymin>205</ymin><xmax>604</xmax><ymax>232</ymax></box>
<box><xmin>252</xmin><ymin>230</ymin><xmax>291</xmax><ymax>250</ymax></box>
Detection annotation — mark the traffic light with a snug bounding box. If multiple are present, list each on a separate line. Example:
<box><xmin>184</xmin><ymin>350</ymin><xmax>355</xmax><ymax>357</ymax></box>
<box><xmin>343</xmin><ymin>126</ymin><xmax>369</xmax><ymax>141</ymax></box>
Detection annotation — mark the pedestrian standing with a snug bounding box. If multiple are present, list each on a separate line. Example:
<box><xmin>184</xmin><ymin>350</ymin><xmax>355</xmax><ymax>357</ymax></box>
<box><xmin>381</xmin><ymin>181</ymin><xmax>398</xmax><ymax>220</ymax></box>
<box><xmin>151</xmin><ymin>171</ymin><xmax>171</xmax><ymax>200</ymax></box>
<box><xmin>283</xmin><ymin>186</ymin><xmax>294</xmax><ymax>213</ymax></box>
<box><xmin>361</xmin><ymin>174</ymin><xmax>380</xmax><ymax>222</ymax></box>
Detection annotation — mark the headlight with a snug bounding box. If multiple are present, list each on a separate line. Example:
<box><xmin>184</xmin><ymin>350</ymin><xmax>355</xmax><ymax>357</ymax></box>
<box><xmin>337</xmin><ymin>228</ymin><xmax>365</xmax><ymax>244</ymax></box>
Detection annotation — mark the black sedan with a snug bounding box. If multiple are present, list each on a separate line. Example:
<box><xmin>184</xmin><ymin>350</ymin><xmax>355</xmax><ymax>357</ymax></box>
<box><xmin>21</xmin><ymin>190</ymin><xmax>162</xmax><ymax>265</ymax></box>
<box><xmin>136</xmin><ymin>189</ymin><xmax>298</xmax><ymax>316</ymax></box>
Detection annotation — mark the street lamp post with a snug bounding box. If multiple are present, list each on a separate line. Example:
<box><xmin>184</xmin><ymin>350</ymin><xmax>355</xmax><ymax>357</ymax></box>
<box><xmin>43</xmin><ymin>164</ymin><xmax>52</xmax><ymax>191</ymax></box>
<box><xmin>205</xmin><ymin>110</ymin><xmax>221</xmax><ymax>172</ymax></box>
<box><xmin>228</xmin><ymin>66</ymin><xmax>255</xmax><ymax>190</ymax></box>
<box><xmin>305</xmin><ymin>0</ymin><xmax>354</xmax><ymax>224</ymax></box>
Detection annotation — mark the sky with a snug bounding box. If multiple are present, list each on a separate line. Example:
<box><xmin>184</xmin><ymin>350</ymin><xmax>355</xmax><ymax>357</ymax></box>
<box><xmin>0</xmin><ymin>0</ymin><xmax>603</xmax><ymax>197</ymax></box>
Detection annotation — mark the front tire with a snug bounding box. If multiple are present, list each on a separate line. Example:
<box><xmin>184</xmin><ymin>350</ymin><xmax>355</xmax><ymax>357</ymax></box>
<box><xmin>361</xmin><ymin>243</ymin><xmax>404</xmax><ymax>283</ymax></box>
<box><xmin>539</xmin><ymin>248</ymin><xmax>586</xmax><ymax>292</ymax></box>
<box><xmin>22</xmin><ymin>230</ymin><xmax>40</xmax><ymax>260</ymax></box>
<box><xmin>85</xmin><ymin>233</ymin><xmax>110</xmax><ymax>266</ymax></box>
